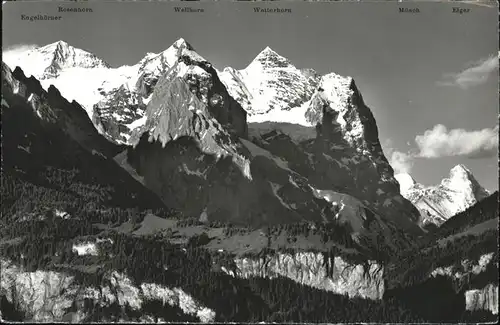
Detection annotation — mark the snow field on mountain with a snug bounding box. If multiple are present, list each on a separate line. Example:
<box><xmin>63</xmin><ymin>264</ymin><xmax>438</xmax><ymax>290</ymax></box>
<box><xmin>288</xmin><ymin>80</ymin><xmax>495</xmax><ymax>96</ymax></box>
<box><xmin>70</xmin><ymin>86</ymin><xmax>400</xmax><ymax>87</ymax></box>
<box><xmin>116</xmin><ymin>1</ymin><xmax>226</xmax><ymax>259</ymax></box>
<box><xmin>396</xmin><ymin>165</ymin><xmax>490</xmax><ymax>226</ymax></box>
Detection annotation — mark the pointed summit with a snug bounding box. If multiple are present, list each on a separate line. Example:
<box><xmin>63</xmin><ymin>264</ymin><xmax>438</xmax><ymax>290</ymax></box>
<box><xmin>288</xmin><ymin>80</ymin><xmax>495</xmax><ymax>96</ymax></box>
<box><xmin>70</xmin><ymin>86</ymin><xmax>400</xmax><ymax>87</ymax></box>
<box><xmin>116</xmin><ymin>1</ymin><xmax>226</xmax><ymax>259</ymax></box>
<box><xmin>254</xmin><ymin>46</ymin><xmax>281</xmax><ymax>60</ymax></box>
<box><xmin>261</xmin><ymin>46</ymin><xmax>277</xmax><ymax>54</ymax></box>
<box><xmin>449</xmin><ymin>164</ymin><xmax>472</xmax><ymax>178</ymax></box>
<box><xmin>55</xmin><ymin>40</ymin><xmax>69</xmax><ymax>49</ymax></box>
<box><xmin>449</xmin><ymin>164</ymin><xmax>474</xmax><ymax>179</ymax></box>
<box><xmin>172</xmin><ymin>37</ymin><xmax>195</xmax><ymax>51</ymax></box>
<box><xmin>37</xmin><ymin>40</ymin><xmax>72</xmax><ymax>54</ymax></box>
<box><xmin>144</xmin><ymin>37</ymin><xmax>204</xmax><ymax>68</ymax></box>
<box><xmin>53</xmin><ymin>41</ymin><xmax>72</xmax><ymax>63</ymax></box>
<box><xmin>444</xmin><ymin>164</ymin><xmax>488</xmax><ymax>192</ymax></box>
<box><xmin>440</xmin><ymin>164</ymin><xmax>489</xmax><ymax>197</ymax></box>
<box><xmin>6</xmin><ymin>40</ymin><xmax>109</xmax><ymax>80</ymax></box>
<box><xmin>250</xmin><ymin>46</ymin><xmax>292</xmax><ymax>69</ymax></box>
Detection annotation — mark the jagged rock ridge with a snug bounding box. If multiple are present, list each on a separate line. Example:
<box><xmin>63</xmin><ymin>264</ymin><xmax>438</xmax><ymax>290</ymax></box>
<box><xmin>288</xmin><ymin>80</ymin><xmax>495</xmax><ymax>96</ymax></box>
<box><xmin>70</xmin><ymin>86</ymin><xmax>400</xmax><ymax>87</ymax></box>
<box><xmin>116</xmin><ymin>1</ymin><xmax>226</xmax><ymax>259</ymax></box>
<box><xmin>1</xmin><ymin>61</ymin><xmax>167</xmax><ymax>213</ymax></box>
<box><xmin>2</xmin><ymin>62</ymin><xmax>120</xmax><ymax>157</ymax></box>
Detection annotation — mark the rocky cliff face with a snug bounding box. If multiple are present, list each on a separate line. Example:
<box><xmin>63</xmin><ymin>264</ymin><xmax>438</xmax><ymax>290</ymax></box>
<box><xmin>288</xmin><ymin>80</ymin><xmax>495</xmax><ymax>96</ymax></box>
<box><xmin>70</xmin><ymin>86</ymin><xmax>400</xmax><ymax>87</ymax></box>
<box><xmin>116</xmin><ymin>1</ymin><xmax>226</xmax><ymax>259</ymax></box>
<box><xmin>429</xmin><ymin>252</ymin><xmax>498</xmax><ymax>315</ymax></box>
<box><xmin>124</xmin><ymin>55</ymin><xmax>415</xmax><ymax>248</ymax></box>
<box><xmin>223</xmin><ymin>67</ymin><xmax>421</xmax><ymax>234</ymax></box>
<box><xmin>302</xmin><ymin>76</ymin><xmax>420</xmax><ymax>230</ymax></box>
<box><xmin>465</xmin><ymin>284</ymin><xmax>498</xmax><ymax>315</ymax></box>
<box><xmin>129</xmin><ymin>49</ymin><xmax>249</xmax><ymax>159</ymax></box>
<box><xmin>223</xmin><ymin>251</ymin><xmax>384</xmax><ymax>300</ymax></box>
<box><xmin>0</xmin><ymin>259</ymin><xmax>215</xmax><ymax>323</ymax></box>
<box><xmin>93</xmin><ymin>38</ymin><xmax>219</xmax><ymax>145</ymax></box>
<box><xmin>0</xmin><ymin>259</ymin><xmax>77</xmax><ymax>322</ymax></box>
<box><xmin>396</xmin><ymin>164</ymin><xmax>490</xmax><ymax>227</ymax></box>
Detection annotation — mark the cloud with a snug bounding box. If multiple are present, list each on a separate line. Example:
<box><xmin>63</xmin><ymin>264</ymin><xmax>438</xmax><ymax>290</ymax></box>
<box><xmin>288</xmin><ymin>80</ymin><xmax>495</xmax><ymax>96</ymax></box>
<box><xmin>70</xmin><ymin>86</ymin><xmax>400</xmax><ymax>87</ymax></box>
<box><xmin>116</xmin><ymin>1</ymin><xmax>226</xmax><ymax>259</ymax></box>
<box><xmin>415</xmin><ymin>124</ymin><xmax>499</xmax><ymax>158</ymax></box>
<box><xmin>383</xmin><ymin>123</ymin><xmax>498</xmax><ymax>173</ymax></box>
<box><xmin>389</xmin><ymin>151</ymin><xmax>414</xmax><ymax>174</ymax></box>
<box><xmin>383</xmin><ymin>139</ymin><xmax>414</xmax><ymax>174</ymax></box>
<box><xmin>2</xmin><ymin>43</ymin><xmax>38</xmax><ymax>69</ymax></box>
<box><xmin>437</xmin><ymin>54</ymin><xmax>499</xmax><ymax>89</ymax></box>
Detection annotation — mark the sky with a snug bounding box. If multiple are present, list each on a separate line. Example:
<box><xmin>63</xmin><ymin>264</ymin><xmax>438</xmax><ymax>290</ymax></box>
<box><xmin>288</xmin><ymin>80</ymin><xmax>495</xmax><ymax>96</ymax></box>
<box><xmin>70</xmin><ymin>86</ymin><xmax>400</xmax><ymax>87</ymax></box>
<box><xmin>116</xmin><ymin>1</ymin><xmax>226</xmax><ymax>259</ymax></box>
<box><xmin>2</xmin><ymin>1</ymin><xmax>499</xmax><ymax>191</ymax></box>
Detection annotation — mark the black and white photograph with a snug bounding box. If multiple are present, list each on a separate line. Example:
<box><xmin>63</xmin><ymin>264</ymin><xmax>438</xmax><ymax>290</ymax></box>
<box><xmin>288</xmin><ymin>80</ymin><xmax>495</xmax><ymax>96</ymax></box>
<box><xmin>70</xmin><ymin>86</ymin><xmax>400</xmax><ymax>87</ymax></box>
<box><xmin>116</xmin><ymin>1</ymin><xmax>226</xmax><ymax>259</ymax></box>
<box><xmin>1</xmin><ymin>0</ymin><xmax>499</xmax><ymax>323</ymax></box>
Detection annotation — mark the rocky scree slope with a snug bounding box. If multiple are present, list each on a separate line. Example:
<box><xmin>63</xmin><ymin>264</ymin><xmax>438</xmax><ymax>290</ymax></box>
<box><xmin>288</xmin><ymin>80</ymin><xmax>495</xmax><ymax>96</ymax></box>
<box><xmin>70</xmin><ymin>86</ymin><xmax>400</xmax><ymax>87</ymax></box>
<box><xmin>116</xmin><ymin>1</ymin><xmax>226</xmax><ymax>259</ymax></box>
<box><xmin>395</xmin><ymin>164</ymin><xmax>490</xmax><ymax>227</ymax></box>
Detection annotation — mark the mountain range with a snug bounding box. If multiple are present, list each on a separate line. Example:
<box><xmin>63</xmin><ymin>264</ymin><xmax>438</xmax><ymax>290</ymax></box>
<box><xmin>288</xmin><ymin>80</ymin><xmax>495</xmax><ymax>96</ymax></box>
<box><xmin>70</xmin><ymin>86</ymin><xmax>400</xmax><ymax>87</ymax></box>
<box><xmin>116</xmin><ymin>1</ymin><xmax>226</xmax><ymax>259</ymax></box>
<box><xmin>4</xmin><ymin>38</ymin><xmax>424</xmax><ymax>241</ymax></box>
<box><xmin>6</xmin><ymin>39</ymin><xmax>492</xmax><ymax>233</ymax></box>
<box><xmin>1</xmin><ymin>38</ymin><xmax>497</xmax><ymax>323</ymax></box>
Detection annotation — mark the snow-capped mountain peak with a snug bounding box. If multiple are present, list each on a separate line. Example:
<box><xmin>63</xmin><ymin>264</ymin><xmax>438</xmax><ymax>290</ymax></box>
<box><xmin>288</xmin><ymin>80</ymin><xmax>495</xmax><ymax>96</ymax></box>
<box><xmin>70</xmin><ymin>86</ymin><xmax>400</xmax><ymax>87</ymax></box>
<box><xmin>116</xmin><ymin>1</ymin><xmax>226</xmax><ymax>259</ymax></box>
<box><xmin>37</xmin><ymin>40</ymin><xmax>69</xmax><ymax>54</ymax></box>
<box><xmin>172</xmin><ymin>37</ymin><xmax>194</xmax><ymax>50</ymax></box>
<box><xmin>441</xmin><ymin>164</ymin><xmax>489</xmax><ymax>196</ymax></box>
<box><xmin>4</xmin><ymin>40</ymin><xmax>110</xmax><ymax>80</ymax></box>
<box><xmin>218</xmin><ymin>45</ymin><xmax>319</xmax><ymax>121</ymax></box>
<box><xmin>91</xmin><ymin>39</ymin><xmax>209</xmax><ymax>144</ymax></box>
<box><xmin>396</xmin><ymin>165</ymin><xmax>490</xmax><ymax>227</ymax></box>
<box><xmin>4</xmin><ymin>38</ymin><xmax>209</xmax><ymax>144</ymax></box>
<box><xmin>42</xmin><ymin>40</ymin><xmax>109</xmax><ymax>73</ymax></box>
<box><xmin>445</xmin><ymin>164</ymin><xmax>474</xmax><ymax>185</ymax></box>
<box><xmin>137</xmin><ymin>38</ymin><xmax>204</xmax><ymax>75</ymax></box>
<box><xmin>249</xmin><ymin>46</ymin><xmax>292</xmax><ymax>69</ymax></box>
<box><xmin>257</xmin><ymin>46</ymin><xmax>278</xmax><ymax>58</ymax></box>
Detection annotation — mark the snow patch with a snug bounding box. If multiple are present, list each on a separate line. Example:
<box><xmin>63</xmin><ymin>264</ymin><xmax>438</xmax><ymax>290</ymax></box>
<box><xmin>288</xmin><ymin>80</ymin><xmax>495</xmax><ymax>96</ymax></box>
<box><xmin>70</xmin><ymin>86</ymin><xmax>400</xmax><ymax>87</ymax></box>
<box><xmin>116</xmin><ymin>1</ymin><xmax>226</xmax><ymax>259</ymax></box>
<box><xmin>126</xmin><ymin>115</ymin><xmax>147</xmax><ymax>130</ymax></box>
<box><xmin>72</xmin><ymin>242</ymin><xmax>99</xmax><ymax>256</ymax></box>
<box><xmin>269</xmin><ymin>182</ymin><xmax>293</xmax><ymax>210</ymax></box>
<box><xmin>309</xmin><ymin>185</ymin><xmax>369</xmax><ymax>233</ymax></box>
